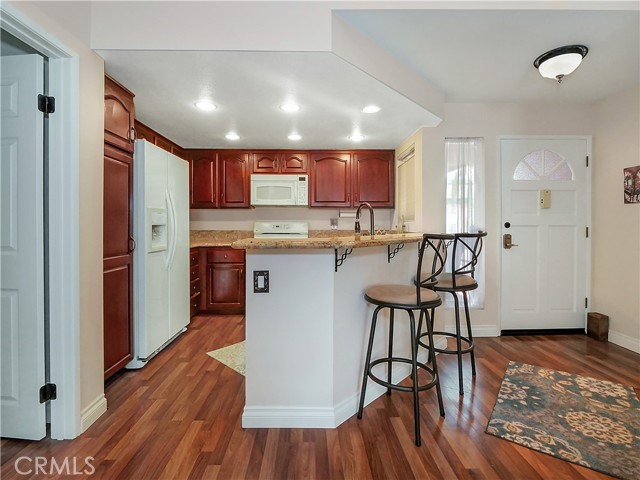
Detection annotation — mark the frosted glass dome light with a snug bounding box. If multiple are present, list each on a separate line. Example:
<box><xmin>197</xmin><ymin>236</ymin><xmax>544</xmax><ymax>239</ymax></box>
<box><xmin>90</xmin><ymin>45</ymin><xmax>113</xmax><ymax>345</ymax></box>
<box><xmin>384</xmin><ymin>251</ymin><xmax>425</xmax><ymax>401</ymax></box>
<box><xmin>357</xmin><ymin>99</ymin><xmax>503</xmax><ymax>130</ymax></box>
<box><xmin>534</xmin><ymin>45</ymin><xmax>588</xmax><ymax>83</ymax></box>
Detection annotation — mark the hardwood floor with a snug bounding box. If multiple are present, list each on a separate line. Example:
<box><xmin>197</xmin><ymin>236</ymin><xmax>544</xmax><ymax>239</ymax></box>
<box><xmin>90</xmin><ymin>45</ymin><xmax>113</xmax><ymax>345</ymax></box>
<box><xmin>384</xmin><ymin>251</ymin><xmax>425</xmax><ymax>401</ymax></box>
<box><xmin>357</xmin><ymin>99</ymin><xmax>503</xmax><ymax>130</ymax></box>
<box><xmin>2</xmin><ymin>314</ymin><xmax>638</xmax><ymax>479</ymax></box>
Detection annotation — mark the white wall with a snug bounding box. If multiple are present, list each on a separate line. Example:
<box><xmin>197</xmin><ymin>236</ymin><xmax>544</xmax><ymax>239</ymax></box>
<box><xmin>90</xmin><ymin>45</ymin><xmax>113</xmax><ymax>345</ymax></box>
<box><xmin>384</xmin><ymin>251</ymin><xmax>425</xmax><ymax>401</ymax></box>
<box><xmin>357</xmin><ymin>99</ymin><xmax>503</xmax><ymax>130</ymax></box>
<box><xmin>420</xmin><ymin>102</ymin><xmax>596</xmax><ymax>336</ymax></box>
<box><xmin>592</xmin><ymin>86</ymin><xmax>640</xmax><ymax>352</ymax></box>
<box><xmin>8</xmin><ymin>0</ymin><xmax>106</xmax><ymax>428</ymax></box>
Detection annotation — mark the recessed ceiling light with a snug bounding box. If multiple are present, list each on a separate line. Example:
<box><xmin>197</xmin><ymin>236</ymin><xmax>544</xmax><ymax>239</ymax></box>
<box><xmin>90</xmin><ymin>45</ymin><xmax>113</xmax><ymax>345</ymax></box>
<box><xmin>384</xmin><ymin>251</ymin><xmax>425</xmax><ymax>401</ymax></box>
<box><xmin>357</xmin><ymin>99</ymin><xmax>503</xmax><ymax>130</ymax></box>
<box><xmin>195</xmin><ymin>101</ymin><xmax>217</xmax><ymax>111</ymax></box>
<box><xmin>288</xmin><ymin>133</ymin><xmax>302</xmax><ymax>141</ymax></box>
<box><xmin>225</xmin><ymin>133</ymin><xmax>240</xmax><ymax>140</ymax></box>
<box><xmin>349</xmin><ymin>134</ymin><xmax>365</xmax><ymax>142</ymax></box>
<box><xmin>362</xmin><ymin>105</ymin><xmax>380</xmax><ymax>114</ymax></box>
<box><xmin>280</xmin><ymin>103</ymin><xmax>300</xmax><ymax>112</ymax></box>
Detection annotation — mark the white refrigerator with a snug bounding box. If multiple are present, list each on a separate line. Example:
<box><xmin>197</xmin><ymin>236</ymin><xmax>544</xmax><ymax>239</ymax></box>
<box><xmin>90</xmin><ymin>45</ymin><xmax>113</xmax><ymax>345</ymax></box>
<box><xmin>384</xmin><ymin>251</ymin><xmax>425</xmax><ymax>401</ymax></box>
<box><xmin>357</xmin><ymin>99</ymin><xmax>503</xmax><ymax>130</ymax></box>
<box><xmin>127</xmin><ymin>140</ymin><xmax>190</xmax><ymax>369</ymax></box>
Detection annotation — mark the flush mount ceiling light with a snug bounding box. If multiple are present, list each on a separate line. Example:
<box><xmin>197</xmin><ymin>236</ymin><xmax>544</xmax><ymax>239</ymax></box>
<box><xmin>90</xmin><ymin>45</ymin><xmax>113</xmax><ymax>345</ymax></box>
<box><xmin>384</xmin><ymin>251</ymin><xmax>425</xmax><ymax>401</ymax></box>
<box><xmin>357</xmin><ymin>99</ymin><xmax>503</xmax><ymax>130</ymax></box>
<box><xmin>362</xmin><ymin>105</ymin><xmax>380</xmax><ymax>114</ymax></box>
<box><xmin>225</xmin><ymin>132</ymin><xmax>240</xmax><ymax>140</ymax></box>
<box><xmin>280</xmin><ymin>103</ymin><xmax>300</xmax><ymax>112</ymax></box>
<box><xmin>195</xmin><ymin>100</ymin><xmax>217</xmax><ymax>111</ymax></box>
<box><xmin>534</xmin><ymin>45</ymin><xmax>588</xmax><ymax>83</ymax></box>
<box><xmin>288</xmin><ymin>133</ymin><xmax>302</xmax><ymax>141</ymax></box>
<box><xmin>349</xmin><ymin>134</ymin><xmax>365</xmax><ymax>142</ymax></box>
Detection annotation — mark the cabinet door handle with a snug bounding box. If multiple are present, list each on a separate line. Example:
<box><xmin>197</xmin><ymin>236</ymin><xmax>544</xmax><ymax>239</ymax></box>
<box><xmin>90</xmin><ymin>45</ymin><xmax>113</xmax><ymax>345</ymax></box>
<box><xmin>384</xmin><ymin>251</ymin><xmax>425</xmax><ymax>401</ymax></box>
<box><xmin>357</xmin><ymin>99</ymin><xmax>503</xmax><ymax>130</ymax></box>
<box><xmin>128</xmin><ymin>236</ymin><xmax>136</xmax><ymax>253</ymax></box>
<box><xmin>128</xmin><ymin>127</ymin><xmax>137</xmax><ymax>142</ymax></box>
<box><xmin>347</xmin><ymin>193</ymin><xmax>350</xmax><ymax>203</ymax></box>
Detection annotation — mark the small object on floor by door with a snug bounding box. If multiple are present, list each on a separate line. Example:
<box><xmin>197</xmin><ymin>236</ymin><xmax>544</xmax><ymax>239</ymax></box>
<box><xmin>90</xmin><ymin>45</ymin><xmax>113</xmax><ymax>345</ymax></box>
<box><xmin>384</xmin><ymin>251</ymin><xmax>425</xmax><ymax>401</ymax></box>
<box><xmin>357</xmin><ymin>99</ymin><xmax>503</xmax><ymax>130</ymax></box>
<box><xmin>587</xmin><ymin>312</ymin><xmax>609</xmax><ymax>341</ymax></box>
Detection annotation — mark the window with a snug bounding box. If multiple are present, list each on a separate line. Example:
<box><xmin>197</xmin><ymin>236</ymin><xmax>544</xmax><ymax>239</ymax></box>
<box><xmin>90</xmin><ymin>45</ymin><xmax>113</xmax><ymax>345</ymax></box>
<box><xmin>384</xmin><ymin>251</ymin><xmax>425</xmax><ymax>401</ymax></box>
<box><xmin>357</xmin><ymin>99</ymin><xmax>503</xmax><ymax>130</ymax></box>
<box><xmin>445</xmin><ymin>138</ymin><xmax>485</xmax><ymax>308</ymax></box>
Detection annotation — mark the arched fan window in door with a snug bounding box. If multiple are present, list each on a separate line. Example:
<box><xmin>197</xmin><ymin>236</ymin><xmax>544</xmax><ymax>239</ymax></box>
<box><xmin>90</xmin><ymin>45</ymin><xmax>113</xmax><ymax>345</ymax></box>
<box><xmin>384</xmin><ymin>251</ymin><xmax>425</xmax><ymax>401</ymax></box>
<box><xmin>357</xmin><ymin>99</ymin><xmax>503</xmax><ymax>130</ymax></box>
<box><xmin>513</xmin><ymin>149</ymin><xmax>573</xmax><ymax>181</ymax></box>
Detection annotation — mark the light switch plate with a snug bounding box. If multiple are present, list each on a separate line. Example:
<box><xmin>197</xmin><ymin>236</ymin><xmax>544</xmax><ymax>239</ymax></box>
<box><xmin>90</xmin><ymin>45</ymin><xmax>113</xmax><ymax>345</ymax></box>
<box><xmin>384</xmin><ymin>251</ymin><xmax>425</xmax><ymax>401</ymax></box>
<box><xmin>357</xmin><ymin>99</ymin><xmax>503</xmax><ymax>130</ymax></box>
<box><xmin>253</xmin><ymin>270</ymin><xmax>269</xmax><ymax>293</ymax></box>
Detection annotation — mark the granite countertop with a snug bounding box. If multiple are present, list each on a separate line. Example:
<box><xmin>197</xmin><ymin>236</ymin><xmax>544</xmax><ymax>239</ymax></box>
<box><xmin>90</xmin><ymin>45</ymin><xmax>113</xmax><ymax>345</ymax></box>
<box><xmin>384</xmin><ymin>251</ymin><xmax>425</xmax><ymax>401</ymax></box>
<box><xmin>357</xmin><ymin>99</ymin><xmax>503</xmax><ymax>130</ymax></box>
<box><xmin>190</xmin><ymin>230</ymin><xmax>253</xmax><ymax>247</ymax></box>
<box><xmin>231</xmin><ymin>232</ymin><xmax>422</xmax><ymax>250</ymax></box>
<box><xmin>191</xmin><ymin>229</ymin><xmax>422</xmax><ymax>249</ymax></box>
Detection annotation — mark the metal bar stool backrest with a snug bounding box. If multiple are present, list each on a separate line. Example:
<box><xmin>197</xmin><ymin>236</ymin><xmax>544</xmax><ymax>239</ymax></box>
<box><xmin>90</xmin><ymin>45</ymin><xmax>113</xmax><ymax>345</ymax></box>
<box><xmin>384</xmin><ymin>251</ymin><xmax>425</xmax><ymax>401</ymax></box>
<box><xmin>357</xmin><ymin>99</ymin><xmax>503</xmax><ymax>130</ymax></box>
<box><xmin>449</xmin><ymin>231</ymin><xmax>487</xmax><ymax>288</ymax></box>
<box><xmin>417</xmin><ymin>234</ymin><xmax>454</xmax><ymax>298</ymax></box>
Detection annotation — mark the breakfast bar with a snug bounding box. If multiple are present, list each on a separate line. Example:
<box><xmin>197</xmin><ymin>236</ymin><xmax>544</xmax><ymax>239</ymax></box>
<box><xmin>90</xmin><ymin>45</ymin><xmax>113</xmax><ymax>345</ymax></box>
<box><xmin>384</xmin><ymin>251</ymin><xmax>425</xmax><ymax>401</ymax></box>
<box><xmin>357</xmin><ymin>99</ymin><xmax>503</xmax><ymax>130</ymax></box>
<box><xmin>232</xmin><ymin>232</ymin><xmax>426</xmax><ymax>428</ymax></box>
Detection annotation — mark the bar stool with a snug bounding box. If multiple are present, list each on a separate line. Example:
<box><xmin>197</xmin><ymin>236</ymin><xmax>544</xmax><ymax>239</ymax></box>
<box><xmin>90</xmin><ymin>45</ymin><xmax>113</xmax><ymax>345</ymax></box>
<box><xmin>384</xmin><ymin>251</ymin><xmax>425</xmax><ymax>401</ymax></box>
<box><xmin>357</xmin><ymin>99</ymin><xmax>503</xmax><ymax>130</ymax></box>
<box><xmin>418</xmin><ymin>231</ymin><xmax>487</xmax><ymax>396</ymax></box>
<box><xmin>357</xmin><ymin>234</ymin><xmax>452</xmax><ymax>446</ymax></box>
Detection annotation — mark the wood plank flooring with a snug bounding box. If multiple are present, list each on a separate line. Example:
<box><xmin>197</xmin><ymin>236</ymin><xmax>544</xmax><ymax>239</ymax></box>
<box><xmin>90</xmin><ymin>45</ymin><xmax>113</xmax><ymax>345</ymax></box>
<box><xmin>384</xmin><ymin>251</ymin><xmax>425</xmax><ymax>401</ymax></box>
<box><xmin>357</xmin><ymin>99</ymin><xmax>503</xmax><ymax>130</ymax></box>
<box><xmin>2</xmin><ymin>314</ymin><xmax>638</xmax><ymax>479</ymax></box>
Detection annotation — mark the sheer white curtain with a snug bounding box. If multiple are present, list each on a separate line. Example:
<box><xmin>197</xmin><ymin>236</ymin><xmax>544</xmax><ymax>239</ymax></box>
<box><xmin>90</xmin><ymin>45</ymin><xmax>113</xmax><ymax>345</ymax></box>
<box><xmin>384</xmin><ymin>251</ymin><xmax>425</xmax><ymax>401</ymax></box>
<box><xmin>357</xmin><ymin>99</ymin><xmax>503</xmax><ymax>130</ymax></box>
<box><xmin>445</xmin><ymin>138</ymin><xmax>485</xmax><ymax>308</ymax></box>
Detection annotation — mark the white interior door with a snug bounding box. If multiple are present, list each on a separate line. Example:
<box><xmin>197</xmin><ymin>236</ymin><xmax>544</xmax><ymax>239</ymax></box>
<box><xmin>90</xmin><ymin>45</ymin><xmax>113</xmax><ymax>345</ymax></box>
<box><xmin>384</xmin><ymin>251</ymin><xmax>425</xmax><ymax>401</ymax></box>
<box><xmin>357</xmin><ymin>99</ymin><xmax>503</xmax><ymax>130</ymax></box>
<box><xmin>1</xmin><ymin>54</ymin><xmax>46</xmax><ymax>439</ymax></box>
<box><xmin>501</xmin><ymin>137</ymin><xmax>590</xmax><ymax>331</ymax></box>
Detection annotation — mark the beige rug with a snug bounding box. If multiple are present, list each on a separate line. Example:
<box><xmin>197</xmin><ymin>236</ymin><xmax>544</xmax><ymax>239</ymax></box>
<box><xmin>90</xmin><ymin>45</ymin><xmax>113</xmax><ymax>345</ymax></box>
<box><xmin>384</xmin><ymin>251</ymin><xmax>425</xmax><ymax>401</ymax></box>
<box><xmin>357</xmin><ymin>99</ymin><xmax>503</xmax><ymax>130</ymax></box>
<box><xmin>207</xmin><ymin>341</ymin><xmax>245</xmax><ymax>376</ymax></box>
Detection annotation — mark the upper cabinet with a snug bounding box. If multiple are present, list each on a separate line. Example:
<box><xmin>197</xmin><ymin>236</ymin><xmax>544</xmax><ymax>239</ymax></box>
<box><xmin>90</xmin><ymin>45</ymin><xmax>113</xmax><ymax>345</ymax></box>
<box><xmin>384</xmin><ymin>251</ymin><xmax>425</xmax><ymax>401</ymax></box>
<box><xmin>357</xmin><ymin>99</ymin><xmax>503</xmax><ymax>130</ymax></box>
<box><xmin>186</xmin><ymin>148</ymin><xmax>393</xmax><ymax>209</ymax></box>
<box><xmin>135</xmin><ymin>120</ymin><xmax>187</xmax><ymax>160</ymax></box>
<box><xmin>219</xmin><ymin>151</ymin><xmax>251</xmax><ymax>208</ymax></box>
<box><xmin>309</xmin><ymin>150</ymin><xmax>394</xmax><ymax>208</ymax></box>
<box><xmin>353</xmin><ymin>151</ymin><xmax>395</xmax><ymax>207</ymax></box>
<box><xmin>309</xmin><ymin>152</ymin><xmax>352</xmax><ymax>208</ymax></box>
<box><xmin>104</xmin><ymin>76</ymin><xmax>135</xmax><ymax>153</ymax></box>
<box><xmin>252</xmin><ymin>151</ymin><xmax>308</xmax><ymax>174</ymax></box>
<box><xmin>189</xmin><ymin>150</ymin><xmax>218</xmax><ymax>208</ymax></box>
<box><xmin>187</xmin><ymin>150</ymin><xmax>251</xmax><ymax>209</ymax></box>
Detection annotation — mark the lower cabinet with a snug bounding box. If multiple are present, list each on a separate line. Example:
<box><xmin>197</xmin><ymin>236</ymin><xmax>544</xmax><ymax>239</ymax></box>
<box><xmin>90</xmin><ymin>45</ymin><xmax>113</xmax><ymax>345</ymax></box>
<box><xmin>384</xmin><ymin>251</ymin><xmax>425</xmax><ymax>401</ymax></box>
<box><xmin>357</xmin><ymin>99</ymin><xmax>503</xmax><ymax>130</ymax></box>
<box><xmin>190</xmin><ymin>248</ymin><xmax>201</xmax><ymax>317</ymax></box>
<box><xmin>198</xmin><ymin>247</ymin><xmax>246</xmax><ymax>314</ymax></box>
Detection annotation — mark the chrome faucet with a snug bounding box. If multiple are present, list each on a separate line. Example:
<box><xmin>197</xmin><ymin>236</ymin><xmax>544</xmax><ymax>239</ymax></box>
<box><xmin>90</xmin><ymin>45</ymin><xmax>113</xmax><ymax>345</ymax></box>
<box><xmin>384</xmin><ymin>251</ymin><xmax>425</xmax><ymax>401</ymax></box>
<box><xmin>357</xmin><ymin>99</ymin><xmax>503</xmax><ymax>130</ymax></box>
<box><xmin>355</xmin><ymin>202</ymin><xmax>375</xmax><ymax>238</ymax></box>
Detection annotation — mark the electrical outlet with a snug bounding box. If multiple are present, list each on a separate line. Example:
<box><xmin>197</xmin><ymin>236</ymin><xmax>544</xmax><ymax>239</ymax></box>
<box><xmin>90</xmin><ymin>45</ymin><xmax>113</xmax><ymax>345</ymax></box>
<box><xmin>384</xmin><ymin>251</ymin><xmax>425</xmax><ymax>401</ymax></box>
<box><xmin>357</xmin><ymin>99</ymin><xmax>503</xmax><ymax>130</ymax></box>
<box><xmin>253</xmin><ymin>271</ymin><xmax>269</xmax><ymax>293</ymax></box>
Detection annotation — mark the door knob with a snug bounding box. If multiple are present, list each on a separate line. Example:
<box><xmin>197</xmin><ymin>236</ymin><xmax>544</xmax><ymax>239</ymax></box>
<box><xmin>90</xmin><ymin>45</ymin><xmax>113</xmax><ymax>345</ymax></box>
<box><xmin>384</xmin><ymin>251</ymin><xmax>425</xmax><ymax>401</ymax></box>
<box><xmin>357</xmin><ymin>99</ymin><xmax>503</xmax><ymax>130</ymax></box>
<box><xmin>503</xmin><ymin>233</ymin><xmax>519</xmax><ymax>249</ymax></box>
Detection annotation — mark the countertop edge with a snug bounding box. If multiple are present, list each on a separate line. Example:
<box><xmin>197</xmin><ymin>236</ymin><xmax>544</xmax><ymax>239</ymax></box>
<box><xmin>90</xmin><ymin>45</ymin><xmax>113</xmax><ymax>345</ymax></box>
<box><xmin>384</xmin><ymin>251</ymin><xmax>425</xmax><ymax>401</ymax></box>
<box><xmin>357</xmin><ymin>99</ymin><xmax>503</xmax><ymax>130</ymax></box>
<box><xmin>230</xmin><ymin>233</ymin><xmax>423</xmax><ymax>250</ymax></box>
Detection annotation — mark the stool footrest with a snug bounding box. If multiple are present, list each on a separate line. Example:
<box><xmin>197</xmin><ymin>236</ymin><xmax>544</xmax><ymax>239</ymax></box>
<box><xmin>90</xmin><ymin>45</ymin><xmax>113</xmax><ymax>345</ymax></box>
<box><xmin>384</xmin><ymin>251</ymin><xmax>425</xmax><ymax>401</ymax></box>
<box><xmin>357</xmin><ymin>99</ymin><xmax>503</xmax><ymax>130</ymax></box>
<box><xmin>418</xmin><ymin>331</ymin><xmax>474</xmax><ymax>355</ymax></box>
<box><xmin>367</xmin><ymin>357</ymin><xmax>438</xmax><ymax>393</ymax></box>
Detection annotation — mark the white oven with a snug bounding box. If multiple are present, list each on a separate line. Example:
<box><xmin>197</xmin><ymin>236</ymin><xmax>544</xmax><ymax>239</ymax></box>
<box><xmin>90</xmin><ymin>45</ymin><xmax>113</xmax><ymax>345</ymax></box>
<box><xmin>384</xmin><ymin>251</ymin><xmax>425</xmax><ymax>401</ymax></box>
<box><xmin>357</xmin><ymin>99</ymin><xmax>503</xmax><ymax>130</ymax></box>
<box><xmin>250</xmin><ymin>174</ymin><xmax>308</xmax><ymax>206</ymax></box>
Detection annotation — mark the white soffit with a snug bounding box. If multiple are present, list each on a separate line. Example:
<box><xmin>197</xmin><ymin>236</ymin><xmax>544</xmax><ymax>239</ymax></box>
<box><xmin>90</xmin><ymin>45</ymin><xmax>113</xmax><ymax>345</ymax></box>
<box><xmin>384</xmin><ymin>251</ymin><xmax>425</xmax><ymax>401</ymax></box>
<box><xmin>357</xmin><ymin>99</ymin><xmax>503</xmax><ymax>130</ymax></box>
<box><xmin>98</xmin><ymin>50</ymin><xmax>439</xmax><ymax>149</ymax></box>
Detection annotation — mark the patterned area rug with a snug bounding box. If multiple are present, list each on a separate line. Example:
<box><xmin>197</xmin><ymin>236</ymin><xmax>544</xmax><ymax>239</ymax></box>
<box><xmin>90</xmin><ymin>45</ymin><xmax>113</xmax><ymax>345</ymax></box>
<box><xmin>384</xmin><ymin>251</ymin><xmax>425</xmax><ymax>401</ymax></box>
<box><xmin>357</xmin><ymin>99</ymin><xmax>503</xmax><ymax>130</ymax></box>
<box><xmin>207</xmin><ymin>341</ymin><xmax>245</xmax><ymax>376</ymax></box>
<box><xmin>486</xmin><ymin>361</ymin><xmax>640</xmax><ymax>480</ymax></box>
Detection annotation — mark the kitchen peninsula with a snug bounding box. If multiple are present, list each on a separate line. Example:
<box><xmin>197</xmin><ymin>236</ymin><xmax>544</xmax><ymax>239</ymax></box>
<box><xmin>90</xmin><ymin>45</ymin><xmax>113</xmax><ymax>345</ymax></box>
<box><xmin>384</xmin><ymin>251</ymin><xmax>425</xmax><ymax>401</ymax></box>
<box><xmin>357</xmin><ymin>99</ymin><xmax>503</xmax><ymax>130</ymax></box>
<box><xmin>231</xmin><ymin>232</ymin><xmax>426</xmax><ymax>428</ymax></box>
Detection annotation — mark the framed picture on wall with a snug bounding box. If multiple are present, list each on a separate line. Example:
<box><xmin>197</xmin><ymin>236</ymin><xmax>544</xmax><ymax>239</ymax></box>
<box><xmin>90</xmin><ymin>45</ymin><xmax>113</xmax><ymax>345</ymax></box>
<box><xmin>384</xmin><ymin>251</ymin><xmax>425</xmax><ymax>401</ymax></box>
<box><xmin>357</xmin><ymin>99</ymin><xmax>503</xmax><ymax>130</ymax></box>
<box><xmin>623</xmin><ymin>166</ymin><xmax>640</xmax><ymax>204</ymax></box>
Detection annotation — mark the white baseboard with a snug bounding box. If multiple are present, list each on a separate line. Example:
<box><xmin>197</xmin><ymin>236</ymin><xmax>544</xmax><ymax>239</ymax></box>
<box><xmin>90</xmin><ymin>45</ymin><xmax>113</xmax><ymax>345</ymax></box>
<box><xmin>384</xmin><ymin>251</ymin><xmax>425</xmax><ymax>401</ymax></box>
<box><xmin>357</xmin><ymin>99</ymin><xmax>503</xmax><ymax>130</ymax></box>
<box><xmin>443</xmin><ymin>324</ymin><xmax>499</xmax><ymax>338</ymax></box>
<box><xmin>80</xmin><ymin>394</ymin><xmax>107</xmax><ymax>433</ymax></box>
<box><xmin>242</xmin><ymin>406</ymin><xmax>337</xmax><ymax>428</ymax></box>
<box><xmin>608</xmin><ymin>330</ymin><xmax>640</xmax><ymax>354</ymax></box>
<box><xmin>243</xmin><ymin>342</ymin><xmax>445</xmax><ymax>429</ymax></box>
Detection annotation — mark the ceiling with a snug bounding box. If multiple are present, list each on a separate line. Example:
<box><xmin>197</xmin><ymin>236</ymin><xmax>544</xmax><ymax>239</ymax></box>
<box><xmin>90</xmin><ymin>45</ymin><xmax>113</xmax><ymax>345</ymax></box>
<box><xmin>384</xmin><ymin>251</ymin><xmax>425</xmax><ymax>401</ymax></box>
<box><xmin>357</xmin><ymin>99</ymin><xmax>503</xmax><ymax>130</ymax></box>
<box><xmin>336</xmin><ymin>9</ymin><xmax>639</xmax><ymax>103</ymax></box>
<box><xmin>99</xmin><ymin>50</ymin><xmax>437</xmax><ymax>149</ymax></box>
<box><xmin>98</xmin><ymin>7</ymin><xmax>639</xmax><ymax>150</ymax></box>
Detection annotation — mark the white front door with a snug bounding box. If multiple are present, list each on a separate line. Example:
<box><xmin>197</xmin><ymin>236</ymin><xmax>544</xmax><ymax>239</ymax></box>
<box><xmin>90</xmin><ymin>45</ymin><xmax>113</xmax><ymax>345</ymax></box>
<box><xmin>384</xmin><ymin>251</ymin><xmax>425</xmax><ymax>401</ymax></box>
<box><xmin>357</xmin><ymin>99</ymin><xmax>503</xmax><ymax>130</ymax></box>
<box><xmin>500</xmin><ymin>137</ymin><xmax>590</xmax><ymax>331</ymax></box>
<box><xmin>1</xmin><ymin>54</ymin><xmax>47</xmax><ymax>439</ymax></box>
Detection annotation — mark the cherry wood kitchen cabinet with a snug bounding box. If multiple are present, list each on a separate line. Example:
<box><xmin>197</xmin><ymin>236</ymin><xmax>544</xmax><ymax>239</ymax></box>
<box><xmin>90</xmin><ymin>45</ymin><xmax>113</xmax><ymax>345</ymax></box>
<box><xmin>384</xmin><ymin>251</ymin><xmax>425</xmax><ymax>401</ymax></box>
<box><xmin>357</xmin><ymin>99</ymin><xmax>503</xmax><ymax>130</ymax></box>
<box><xmin>353</xmin><ymin>151</ymin><xmax>395</xmax><ymax>207</ymax></box>
<box><xmin>135</xmin><ymin>120</ymin><xmax>187</xmax><ymax>160</ymax></box>
<box><xmin>187</xmin><ymin>150</ymin><xmax>251</xmax><ymax>209</ymax></box>
<box><xmin>104</xmin><ymin>76</ymin><xmax>135</xmax><ymax>153</ymax></box>
<box><xmin>219</xmin><ymin>151</ymin><xmax>251</xmax><ymax>208</ymax></box>
<box><xmin>190</xmin><ymin>248</ymin><xmax>201</xmax><ymax>317</ymax></box>
<box><xmin>252</xmin><ymin>151</ymin><xmax>308</xmax><ymax>174</ymax></box>
<box><xmin>309</xmin><ymin>150</ymin><xmax>394</xmax><ymax>208</ymax></box>
<box><xmin>203</xmin><ymin>248</ymin><xmax>246</xmax><ymax>314</ymax></box>
<box><xmin>309</xmin><ymin>152</ymin><xmax>352</xmax><ymax>207</ymax></box>
<box><xmin>189</xmin><ymin>149</ymin><xmax>218</xmax><ymax>208</ymax></box>
<box><xmin>103</xmin><ymin>76</ymin><xmax>135</xmax><ymax>379</ymax></box>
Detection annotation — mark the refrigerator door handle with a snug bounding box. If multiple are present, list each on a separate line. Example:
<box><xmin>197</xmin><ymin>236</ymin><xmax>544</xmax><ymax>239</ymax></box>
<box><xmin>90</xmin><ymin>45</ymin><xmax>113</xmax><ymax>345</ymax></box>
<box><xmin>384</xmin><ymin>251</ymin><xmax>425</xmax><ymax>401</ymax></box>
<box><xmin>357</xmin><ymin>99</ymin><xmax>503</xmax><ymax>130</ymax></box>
<box><xmin>165</xmin><ymin>190</ymin><xmax>178</xmax><ymax>271</ymax></box>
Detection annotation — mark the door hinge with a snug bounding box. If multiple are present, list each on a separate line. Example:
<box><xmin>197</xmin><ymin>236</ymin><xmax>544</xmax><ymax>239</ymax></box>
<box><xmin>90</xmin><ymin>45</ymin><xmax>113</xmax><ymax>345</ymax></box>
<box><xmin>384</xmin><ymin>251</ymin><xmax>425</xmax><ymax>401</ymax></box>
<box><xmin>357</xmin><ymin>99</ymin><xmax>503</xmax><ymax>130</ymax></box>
<box><xmin>586</xmin><ymin>226</ymin><xmax>589</xmax><ymax>238</ymax></box>
<box><xmin>586</xmin><ymin>156</ymin><xmax>589</xmax><ymax>167</ymax></box>
<box><xmin>37</xmin><ymin>94</ymin><xmax>55</xmax><ymax>114</ymax></box>
<box><xmin>39</xmin><ymin>383</ymin><xmax>57</xmax><ymax>403</ymax></box>
<box><xmin>585</xmin><ymin>297</ymin><xmax>588</xmax><ymax>309</ymax></box>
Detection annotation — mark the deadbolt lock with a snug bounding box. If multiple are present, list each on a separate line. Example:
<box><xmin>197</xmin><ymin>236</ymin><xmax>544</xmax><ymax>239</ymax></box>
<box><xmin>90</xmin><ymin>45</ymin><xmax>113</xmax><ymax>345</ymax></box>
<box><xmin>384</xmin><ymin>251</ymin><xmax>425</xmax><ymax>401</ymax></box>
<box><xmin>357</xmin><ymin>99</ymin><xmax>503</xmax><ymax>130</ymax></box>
<box><xmin>503</xmin><ymin>233</ymin><xmax>519</xmax><ymax>249</ymax></box>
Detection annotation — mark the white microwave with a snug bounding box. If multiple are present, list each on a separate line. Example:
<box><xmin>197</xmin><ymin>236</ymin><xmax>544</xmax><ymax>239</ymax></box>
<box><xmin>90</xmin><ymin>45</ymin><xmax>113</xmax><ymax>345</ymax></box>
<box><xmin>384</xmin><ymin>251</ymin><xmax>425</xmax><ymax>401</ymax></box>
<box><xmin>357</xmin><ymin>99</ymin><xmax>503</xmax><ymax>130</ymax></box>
<box><xmin>250</xmin><ymin>174</ymin><xmax>308</xmax><ymax>206</ymax></box>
